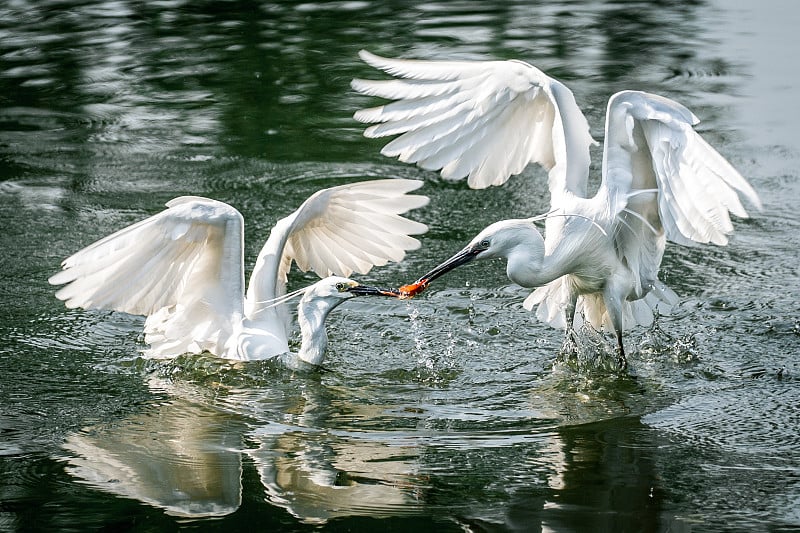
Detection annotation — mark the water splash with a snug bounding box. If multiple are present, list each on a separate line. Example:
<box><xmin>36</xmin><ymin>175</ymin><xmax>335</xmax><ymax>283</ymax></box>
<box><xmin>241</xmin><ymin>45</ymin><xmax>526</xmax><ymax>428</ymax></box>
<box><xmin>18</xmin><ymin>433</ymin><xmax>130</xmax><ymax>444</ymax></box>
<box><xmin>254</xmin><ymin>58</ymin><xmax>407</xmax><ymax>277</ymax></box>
<box><xmin>407</xmin><ymin>304</ymin><xmax>460</xmax><ymax>386</ymax></box>
<box><xmin>553</xmin><ymin>322</ymin><xmax>625</xmax><ymax>374</ymax></box>
<box><xmin>553</xmin><ymin>312</ymin><xmax>703</xmax><ymax>375</ymax></box>
<box><xmin>636</xmin><ymin>315</ymin><xmax>699</xmax><ymax>365</ymax></box>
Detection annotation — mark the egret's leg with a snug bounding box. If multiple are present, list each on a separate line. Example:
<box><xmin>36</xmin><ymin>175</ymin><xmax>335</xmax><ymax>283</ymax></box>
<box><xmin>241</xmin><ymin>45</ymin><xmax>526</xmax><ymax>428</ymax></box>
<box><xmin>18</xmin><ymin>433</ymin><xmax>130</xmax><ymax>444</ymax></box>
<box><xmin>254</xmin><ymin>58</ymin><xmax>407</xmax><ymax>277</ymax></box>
<box><xmin>565</xmin><ymin>294</ymin><xmax>578</xmax><ymax>343</ymax></box>
<box><xmin>615</xmin><ymin>328</ymin><xmax>627</xmax><ymax>370</ymax></box>
<box><xmin>603</xmin><ymin>289</ymin><xmax>628</xmax><ymax>370</ymax></box>
<box><xmin>561</xmin><ymin>292</ymin><xmax>579</xmax><ymax>355</ymax></box>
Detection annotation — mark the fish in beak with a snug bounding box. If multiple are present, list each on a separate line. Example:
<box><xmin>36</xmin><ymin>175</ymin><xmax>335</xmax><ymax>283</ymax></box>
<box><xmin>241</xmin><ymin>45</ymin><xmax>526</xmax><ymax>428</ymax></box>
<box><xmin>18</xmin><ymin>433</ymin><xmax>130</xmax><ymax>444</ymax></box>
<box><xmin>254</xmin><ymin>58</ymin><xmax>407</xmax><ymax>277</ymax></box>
<box><xmin>396</xmin><ymin>244</ymin><xmax>483</xmax><ymax>298</ymax></box>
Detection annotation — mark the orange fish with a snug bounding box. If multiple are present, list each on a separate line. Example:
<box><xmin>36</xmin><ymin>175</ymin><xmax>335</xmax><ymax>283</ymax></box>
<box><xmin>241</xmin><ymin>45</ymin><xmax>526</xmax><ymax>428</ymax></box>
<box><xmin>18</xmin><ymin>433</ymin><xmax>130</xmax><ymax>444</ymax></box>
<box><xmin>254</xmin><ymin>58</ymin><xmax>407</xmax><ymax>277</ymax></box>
<box><xmin>397</xmin><ymin>279</ymin><xmax>429</xmax><ymax>299</ymax></box>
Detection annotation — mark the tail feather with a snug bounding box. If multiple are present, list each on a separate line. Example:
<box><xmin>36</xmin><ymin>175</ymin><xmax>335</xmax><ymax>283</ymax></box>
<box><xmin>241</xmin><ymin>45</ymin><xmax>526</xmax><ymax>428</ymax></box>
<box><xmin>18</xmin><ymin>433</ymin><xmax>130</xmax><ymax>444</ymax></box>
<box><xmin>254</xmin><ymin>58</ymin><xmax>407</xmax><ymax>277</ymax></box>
<box><xmin>523</xmin><ymin>278</ymin><xmax>679</xmax><ymax>332</ymax></box>
<box><xmin>524</xmin><ymin>280</ymin><xmax>569</xmax><ymax>329</ymax></box>
<box><xmin>142</xmin><ymin>302</ymin><xmax>228</xmax><ymax>358</ymax></box>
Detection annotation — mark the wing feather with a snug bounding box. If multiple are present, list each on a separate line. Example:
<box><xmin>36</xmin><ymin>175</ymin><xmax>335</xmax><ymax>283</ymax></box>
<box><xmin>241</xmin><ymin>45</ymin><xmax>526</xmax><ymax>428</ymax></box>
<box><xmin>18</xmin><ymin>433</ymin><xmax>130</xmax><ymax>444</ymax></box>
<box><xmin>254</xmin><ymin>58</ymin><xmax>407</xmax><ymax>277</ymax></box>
<box><xmin>352</xmin><ymin>50</ymin><xmax>595</xmax><ymax>196</ymax></box>
<box><xmin>602</xmin><ymin>90</ymin><xmax>761</xmax><ymax>299</ymax></box>
<box><xmin>283</xmin><ymin>183</ymin><xmax>427</xmax><ymax>279</ymax></box>
<box><xmin>244</xmin><ymin>179</ymin><xmax>428</xmax><ymax>318</ymax></box>
<box><xmin>356</xmin><ymin>91</ymin><xmax>469</xmax><ymax>125</ymax></box>
<box><xmin>49</xmin><ymin>197</ymin><xmax>245</xmax><ymax>356</ymax></box>
<box><xmin>315</xmin><ymin>224</ymin><xmax>377</xmax><ymax>273</ymax></box>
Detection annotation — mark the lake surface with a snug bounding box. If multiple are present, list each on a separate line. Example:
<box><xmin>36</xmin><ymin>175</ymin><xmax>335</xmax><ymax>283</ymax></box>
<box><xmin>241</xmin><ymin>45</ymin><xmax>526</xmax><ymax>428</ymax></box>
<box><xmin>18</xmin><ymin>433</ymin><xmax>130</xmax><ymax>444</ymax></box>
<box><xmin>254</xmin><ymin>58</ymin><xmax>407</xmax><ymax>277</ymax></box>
<box><xmin>1</xmin><ymin>1</ymin><xmax>799</xmax><ymax>531</ymax></box>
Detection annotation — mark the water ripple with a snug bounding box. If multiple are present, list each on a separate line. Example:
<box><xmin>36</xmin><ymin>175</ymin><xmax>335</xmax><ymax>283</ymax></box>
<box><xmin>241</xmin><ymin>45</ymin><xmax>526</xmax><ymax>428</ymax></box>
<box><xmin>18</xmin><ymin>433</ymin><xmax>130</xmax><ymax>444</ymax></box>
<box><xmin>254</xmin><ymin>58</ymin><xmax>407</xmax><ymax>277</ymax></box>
<box><xmin>644</xmin><ymin>376</ymin><xmax>800</xmax><ymax>459</ymax></box>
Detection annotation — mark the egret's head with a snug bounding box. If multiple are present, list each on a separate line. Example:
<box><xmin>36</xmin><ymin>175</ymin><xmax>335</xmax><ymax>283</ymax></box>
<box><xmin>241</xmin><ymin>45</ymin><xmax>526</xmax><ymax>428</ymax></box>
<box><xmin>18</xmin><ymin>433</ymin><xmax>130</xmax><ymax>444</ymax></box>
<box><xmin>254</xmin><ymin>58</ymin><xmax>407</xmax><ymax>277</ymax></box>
<box><xmin>465</xmin><ymin>219</ymin><xmax>544</xmax><ymax>260</ymax></box>
<box><xmin>295</xmin><ymin>276</ymin><xmax>399</xmax><ymax>367</ymax></box>
<box><xmin>307</xmin><ymin>276</ymin><xmax>399</xmax><ymax>304</ymax></box>
<box><xmin>399</xmin><ymin>219</ymin><xmax>543</xmax><ymax>296</ymax></box>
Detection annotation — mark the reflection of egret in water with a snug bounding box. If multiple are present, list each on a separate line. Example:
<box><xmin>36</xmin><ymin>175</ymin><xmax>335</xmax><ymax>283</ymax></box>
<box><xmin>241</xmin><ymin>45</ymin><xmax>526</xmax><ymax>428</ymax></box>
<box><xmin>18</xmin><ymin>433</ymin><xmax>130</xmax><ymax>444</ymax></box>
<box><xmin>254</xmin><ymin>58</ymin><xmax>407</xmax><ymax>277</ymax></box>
<box><xmin>451</xmin><ymin>417</ymin><xmax>667</xmax><ymax>532</ymax></box>
<box><xmin>56</xmin><ymin>359</ymin><xmax>674</xmax><ymax>529</ymax></box>
<box><xmin>249</xmin><ymin>425</ymin><xmax>424</xmax><ymax>524</ymax></box>
<box><xmin>61</xmin><ymin>377</ymin><xmax>244</xmax><ymax>518</ymax></box>
<box><xmin>242</xmin><ymin>387</ymin><xmax>426</xmax><ymax>525</ymax></box>
<box><xmin>421</xmin><ymin>375</ymin><xmax>668</xmax><ymax>531</ymax></box>
<box><xmin>61</xmin><ymin>367</ymin><xmax>427</xmax><ymax>524</ymax></box>
<box><xmin>57</xmin><ymin>351</ymin><xmax>668</xmax><ymax>528</ymax></box>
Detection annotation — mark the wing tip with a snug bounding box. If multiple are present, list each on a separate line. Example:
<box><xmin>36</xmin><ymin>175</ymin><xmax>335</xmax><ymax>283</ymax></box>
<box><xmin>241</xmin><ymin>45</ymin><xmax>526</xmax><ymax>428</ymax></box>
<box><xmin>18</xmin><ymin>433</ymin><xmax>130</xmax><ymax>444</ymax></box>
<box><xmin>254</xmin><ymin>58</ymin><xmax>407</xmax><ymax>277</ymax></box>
<box><xmin>350</xmin><ymin>79</ymin><xmax>378</xmax><ymax>99</ymax></box>
<box><xmin>358</xmin><ymin>49</ymin><xmax>392</xmax><ymax>71</ymax></box>
<box><xmin>399</xmin><ymin>178</ymin><xmax>425</xmax><ymax>192</ymax></box>
<box><xmin>358</xmin><ymin>49</ymin><xmax>376</xmax><ymax>62</ymax></box>
<box><xmin>52</xmin><ymin>283</ymin><xmax>75</xmax><ymax>304</ymax></box>
<box><xmin>48</xmin><ymin>269</ymin><xmax>71</xmax><ymax>287</ymax></box>
<box><xmin>745</xmin><ymin>189</ymin><xmax>764</xmax><ymax>212</ymax></box>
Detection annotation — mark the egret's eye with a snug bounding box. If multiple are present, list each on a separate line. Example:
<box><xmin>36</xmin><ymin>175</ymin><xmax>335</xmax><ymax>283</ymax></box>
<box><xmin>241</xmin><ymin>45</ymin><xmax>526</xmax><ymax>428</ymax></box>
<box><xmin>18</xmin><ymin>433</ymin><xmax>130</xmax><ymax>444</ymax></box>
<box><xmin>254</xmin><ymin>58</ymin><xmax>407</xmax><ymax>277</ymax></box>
<box><xmin>335</xmin><ymin>282</ymin><xmax>347</xmax><ymax>292</ymax></box>
<box><xmin>478</xmin><ymin>239</ymin><xmax>491</xmax><ymax>249</ymax></box>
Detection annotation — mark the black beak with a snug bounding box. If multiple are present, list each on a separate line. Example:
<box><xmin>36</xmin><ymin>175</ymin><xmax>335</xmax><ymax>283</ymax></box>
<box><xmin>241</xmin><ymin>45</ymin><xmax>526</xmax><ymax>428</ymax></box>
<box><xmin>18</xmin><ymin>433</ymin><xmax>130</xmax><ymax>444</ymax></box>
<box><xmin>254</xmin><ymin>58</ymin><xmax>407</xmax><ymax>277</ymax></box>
<box><xmin>416</xmin><ymin>245</ymin><xmax>481</xmax><ymax>285</ymax></box>
<box><xmin>346</xmin><ymin>284</ymin><xmax>401</xmax><ymax>297</ymax></box>
<box><xmin>385</xmin><ymin>245</ymin><xmax>483</xmax><ymax>300</ymax></box>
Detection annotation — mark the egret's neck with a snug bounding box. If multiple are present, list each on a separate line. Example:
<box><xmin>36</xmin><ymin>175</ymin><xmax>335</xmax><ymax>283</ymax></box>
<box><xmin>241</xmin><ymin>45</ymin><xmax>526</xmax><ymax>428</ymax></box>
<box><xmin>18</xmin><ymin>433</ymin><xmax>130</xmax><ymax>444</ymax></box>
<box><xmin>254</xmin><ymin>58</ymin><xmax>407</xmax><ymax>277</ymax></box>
<box><xmin>506</xmin><ymin>245</ymin><xmax>565</xmax><ymax>288</ymax></box>
<box><xmin>497</xmin><ymin>227</ymin><xmax>565</xmax><ymax>289</ymax></box>
<box><xmin>295</xmin><ymin>295</ymin><xmax>339</xmax><ymax>366</ymax></box>
<box><xmin>245</xmin><ymin>216</ymin><xmax>294</xmax><ymax>319</ymax></box>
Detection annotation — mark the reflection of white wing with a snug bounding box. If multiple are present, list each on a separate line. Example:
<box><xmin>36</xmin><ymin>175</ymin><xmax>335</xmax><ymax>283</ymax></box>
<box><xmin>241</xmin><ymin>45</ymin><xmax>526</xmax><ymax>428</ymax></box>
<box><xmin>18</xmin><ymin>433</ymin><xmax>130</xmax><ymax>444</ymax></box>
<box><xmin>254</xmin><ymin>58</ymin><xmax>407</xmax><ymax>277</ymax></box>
<box><xmin>248</xmin><ymin>425</ymin><xmax>423</xmax><ymax>524</ymax></box>
<box><xmin>352</xmin><ymin>50</ymin><xmax>595</xmax><ymax>198</ymax></box>
<box><xmin>245</xmin><ymin>179</ymin><xmax>428</xmax><ymax>318</ymax></box>
<box><xmin>603</xmin><ymin>91</ymin><xmax>762</xmax><ymax>298</ymax></box>
<box><xmin>63</xmin><ymin>391</ymin><xmax>243</xmax><ymax>518</ymax></box>
<box><xmin>49</xmin><ymin>197</ymin><xmax>245</xmax><ymax>356</ymax></box>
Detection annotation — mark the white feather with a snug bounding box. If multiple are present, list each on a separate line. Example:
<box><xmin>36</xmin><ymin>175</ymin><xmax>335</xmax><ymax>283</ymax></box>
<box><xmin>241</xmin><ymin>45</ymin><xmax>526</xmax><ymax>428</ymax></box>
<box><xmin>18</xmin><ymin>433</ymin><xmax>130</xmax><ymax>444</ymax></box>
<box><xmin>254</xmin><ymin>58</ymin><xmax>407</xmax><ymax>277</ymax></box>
<box><xmin>352</xmin><ymin>50</ymin><xmax>595</xmax><ymax>199</ymax></box>
<box><xmin>50</xmin><ymin>197</ymin><xmax>245</xmax><ymax>357</ymax></box>
<box><xmin>51</xmin><ymin>180</ymin><xmax>429</xmax><ymax>362</ymax></box>
<box><xmin>356</xmin><ymin>54</ymin><xmax>761</xmax><ymax>361</ymax></box>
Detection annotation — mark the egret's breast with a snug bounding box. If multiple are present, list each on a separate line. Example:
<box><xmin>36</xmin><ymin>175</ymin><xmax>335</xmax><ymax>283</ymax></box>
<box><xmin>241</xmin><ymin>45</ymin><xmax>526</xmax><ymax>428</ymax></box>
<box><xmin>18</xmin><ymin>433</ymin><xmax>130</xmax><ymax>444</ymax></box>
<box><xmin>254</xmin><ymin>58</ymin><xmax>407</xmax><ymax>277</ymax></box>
<box><xmin>571</xmin><ymin>272</ymin><xmax>606</xmax><ymax>295</ymax></box>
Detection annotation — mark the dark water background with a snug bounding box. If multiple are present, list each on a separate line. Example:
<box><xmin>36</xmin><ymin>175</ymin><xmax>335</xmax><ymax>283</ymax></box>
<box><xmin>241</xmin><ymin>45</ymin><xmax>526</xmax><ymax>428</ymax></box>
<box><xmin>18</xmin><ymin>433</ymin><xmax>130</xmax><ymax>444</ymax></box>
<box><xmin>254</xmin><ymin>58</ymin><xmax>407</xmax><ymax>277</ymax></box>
<box><xmin>1</xmin><ymin>1</ymin><xmax>799</xmax><ymax>531</ymax></box>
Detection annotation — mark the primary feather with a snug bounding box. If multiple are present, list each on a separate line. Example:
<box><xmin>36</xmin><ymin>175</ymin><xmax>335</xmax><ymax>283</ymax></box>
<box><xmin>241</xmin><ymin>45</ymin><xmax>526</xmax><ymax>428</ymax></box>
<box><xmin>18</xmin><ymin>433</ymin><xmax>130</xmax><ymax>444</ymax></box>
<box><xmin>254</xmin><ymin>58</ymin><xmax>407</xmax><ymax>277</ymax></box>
<box><xmin>352</xmin><ymin>50</ymin><xmax>596</xmax><ymax>195</ymax></box>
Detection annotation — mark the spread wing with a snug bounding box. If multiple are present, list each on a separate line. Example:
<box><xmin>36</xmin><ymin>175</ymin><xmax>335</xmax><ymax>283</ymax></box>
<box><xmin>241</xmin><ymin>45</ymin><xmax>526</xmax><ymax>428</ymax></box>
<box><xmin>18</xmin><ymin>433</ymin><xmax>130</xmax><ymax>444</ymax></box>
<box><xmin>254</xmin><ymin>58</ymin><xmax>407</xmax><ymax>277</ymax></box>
<box><xmin>283</xmin><ymin>178</ymin><xmax>429</xmax><ymax>279</ymax></box>
<box><xmin>244</xmin><ymin>179</ymin><xmax>428</xmax><ymax>319</ymax></box>
<box><xmin>352</xmin><ymin>50</ymin><xmax>595</xmax><ymax>200</ymax></box>
<box><xmin>49</xmin><ymin>197</ymin><xmax>245</xmax><ymax>356</ymax></box>
<box><xmin>602</xmin><ymin>90</ymin><xmax>762</xmax><ymax>296</ymax></box>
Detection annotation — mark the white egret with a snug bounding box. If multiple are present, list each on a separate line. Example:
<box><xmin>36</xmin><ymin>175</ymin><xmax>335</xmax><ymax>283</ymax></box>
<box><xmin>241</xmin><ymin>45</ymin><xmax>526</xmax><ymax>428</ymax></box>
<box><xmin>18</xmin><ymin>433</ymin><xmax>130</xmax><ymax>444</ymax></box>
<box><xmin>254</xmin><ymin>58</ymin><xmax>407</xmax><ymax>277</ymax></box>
<box><xmin>49</xmin><ymin>179</ymin><xmax>428</xmax><ymax>365</ymax></box>
<box><xmin>352</xmin><ymin>51</ymin><xmax>762</xmax><ymax>366</ymax></box>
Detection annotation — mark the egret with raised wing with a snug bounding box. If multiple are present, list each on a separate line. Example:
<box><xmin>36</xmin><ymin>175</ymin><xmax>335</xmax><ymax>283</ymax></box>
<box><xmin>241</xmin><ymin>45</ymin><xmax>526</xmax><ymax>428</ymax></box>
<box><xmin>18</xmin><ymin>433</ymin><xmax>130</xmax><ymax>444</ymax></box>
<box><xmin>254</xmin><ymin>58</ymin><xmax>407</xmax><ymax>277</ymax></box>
<box><xmin>352</xmin><ymin>51</ymin><xmax>761</xmax><ymax>366</ymax></box>
<box><xmin>49</xmin><ymin>179</ymin><xmax>428</xmax><ymax>366</ymax></box>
